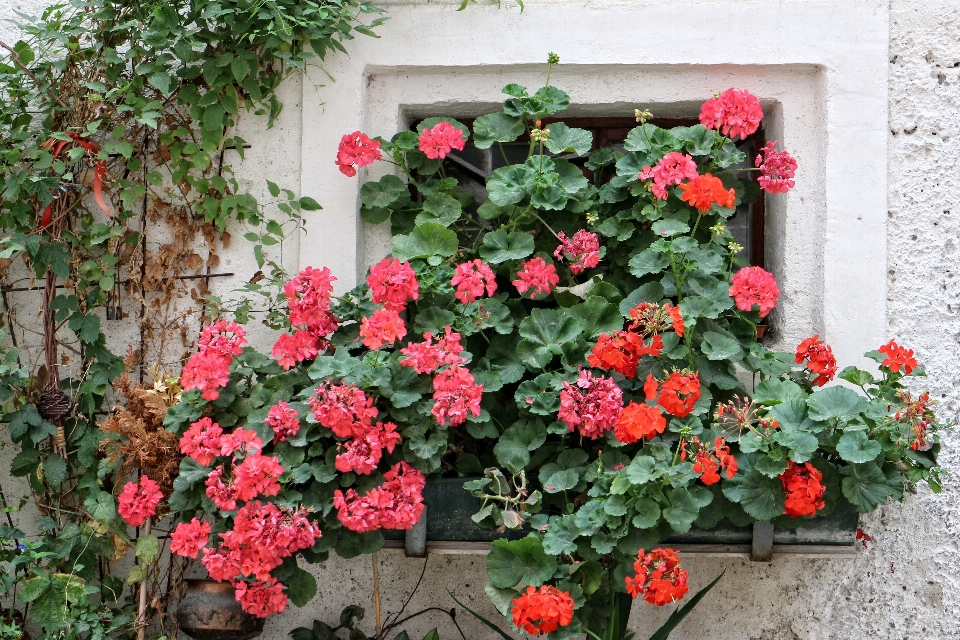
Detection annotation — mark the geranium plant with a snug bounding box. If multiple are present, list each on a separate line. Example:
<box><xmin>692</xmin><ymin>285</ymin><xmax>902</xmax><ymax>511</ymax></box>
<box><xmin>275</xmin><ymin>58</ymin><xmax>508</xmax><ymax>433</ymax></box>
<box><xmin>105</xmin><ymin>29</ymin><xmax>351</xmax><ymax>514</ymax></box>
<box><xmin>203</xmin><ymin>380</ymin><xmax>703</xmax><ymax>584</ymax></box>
<box><xmin>165</xmin><ymin>56</ymin><xmax>946</xmax><ymax>637</ymax></box>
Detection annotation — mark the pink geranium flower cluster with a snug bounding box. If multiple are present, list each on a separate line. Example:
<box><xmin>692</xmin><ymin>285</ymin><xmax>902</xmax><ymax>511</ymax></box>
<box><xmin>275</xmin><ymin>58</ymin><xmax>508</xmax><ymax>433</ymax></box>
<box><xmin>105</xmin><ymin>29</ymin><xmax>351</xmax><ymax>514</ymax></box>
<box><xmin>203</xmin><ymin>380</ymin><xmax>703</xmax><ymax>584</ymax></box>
<box><xmin>333</xmin><ymin>461</ymin><xmax>426</xmax><ymax>533</ymax></box>
<box><xmin>451</xmin><ymin>259</ymin><xmax>498</xmax><ymax>304</ymax></box>
<box><xmin>360</xmin><ymin>307</ymin><xmax>407</xmax><ymax>350</ymax></box>
<box><xmin>558</xmin><ymin>369</ymin><xmax>624</xmax><ymax>439</ymax></box>
<box><xmin>170</xmin><ymin>517</ymin><xmax>211</xmax><ymax>558</ymax></box>
<box><xmin>699</xmin><ymin>88</ymin><xmax>764</xmax><ymax>140</ymax></box>
<box><xmin>308</xmin><ymin>382</ymin><xmax>380</xmax><ymax>438</ymax></box>
<box><xmin>553</xmin><ymin>230</ymin><xmax>601</xmax><ymax>275</ymax></box>
<box><xmin>265</xmin><ymin>401</ymin><xmax>301</xmax><ymax>444</ymax></box>
<box><xmin>182</xmin><ymin>321</ymin><xmax>247</xmax><ymax>401</ymax></box>
<box><xmin>432</xmin><ymin>364</ymin><xmax>484</xmax><ymax>427</ymax></box>
<box><xmin>368</xmin><ymin>257</ymin><xmax>419</xmax><ymax>311</ymax></box>
<box><xmin>400</xmin><ymin>327</ymin><xmax>465</xmax><ymax>374</ymax></box>
<box><xmin>729</xmin><ymin>266</ymin><xmax>780</xmax><ymax>318</ymax></box>
<box><xmin>336</xmin><ymin>131</ymin><xmax>382</xmax><ymax>177</ymax></box>
<box><xmin>273</xmin><ymin>267</ymin><xmax>340</xmax><ymax>370</ymax></box>
<box><xmin>335</xmin><ymin>421</ymin><xmax>401</xmax><ymax>475</ymax></box>
<box><xmin>637</xmin><ymin>152</ymin><xmax>699</xmax><ymax>200</ymax></box>
<box><xmin>197</xmin><ymin>501</ymin><xmax>321</xmax><ymax>617</ymax></box>
<box><xmin>418</xmin><ymin>121</ymin><xmax>466</xmax><ymax>160</ymax></box>
<box><xmin>513</xmin><ymin>257</ymin><xmax>560</xmax><ymax>299</ymax></box>
<box><xmin>755</xmin><ymin>141</ymin><xmax>798</xmax><ymax>194</ymax></box>
<box><xmin>118</xmin><ymin>476</ymin><xmax>163</xmax><ymax>527</ymax></box>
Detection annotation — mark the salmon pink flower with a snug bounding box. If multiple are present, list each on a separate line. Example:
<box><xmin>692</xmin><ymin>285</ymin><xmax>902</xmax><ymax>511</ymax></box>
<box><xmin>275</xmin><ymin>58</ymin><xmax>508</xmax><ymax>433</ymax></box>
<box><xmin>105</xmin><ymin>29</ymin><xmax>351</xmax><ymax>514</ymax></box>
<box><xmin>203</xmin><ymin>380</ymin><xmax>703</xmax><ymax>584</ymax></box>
<box><xmin>699</xmin><ymin>88</ymin><xmax>763</xmax><ymax>140</ymax></box>
<box><xmin>451</xmin><ymin>259</ymin><xmax>497</xmax><ymax>303</ymax></box>
<box><xmin>418</xmin><ymin>121</ymin><xmax>466</xmax><ymax>160</ymax></box>
<box><xmin>180</xmin><ymin>417</ymin><xmax>224</xmax><ymax>466</ymax></box>
<box><xmin>360</xmin><ymin>307</ymin><xmax>407</xmax><ymax>350</ymax></box>
<box><xmin>638</xmin><ymin>152</ymin><xmax>699</xmax><ymax>200</ymax></box>
<box><xmin>368</xmin><ymin>257</ymin><xmax>419</xmax><ymax>311</ymax></box>
<box><xmin>336</xmin><ymin>131</ymin><xmax>382</xmax><ymax>177</ymax></box>
<box><xmin>265</xmin><ymin>401</ymin><xmax>301</xmax><ymax>444</ymax></box>
<box><xmin>400</xmin><ymin>327</ymin><xmax>465</xmax><ymax>374</ymax></box>
<box><xmin>553</xmin><ymin>230</ymin><xmax>601</xmax><ymax>275</ymax></box>
<box><xmin>729</xmin><ymin>266</ymin><xmax>780</xmax><ymax>317</ymax></box>
<box><xmin>558</xmin><ymin>369</ymin><xmax>623</xmax><ymax>439</ymax></box>
<box><xmin>272</xmin><ymin>329</ymin><xmax>321</xmax><ymax>370</ymax></box>
<box><xmin>513</xmin><ymin>257</ymin><xmax>560</xmax><ymax>299</ymax></box>
<box><xmin>232</xmin><ymin>577</ymin><xmax>288</xmax><ymax>618</ymax></box>
<box><xmin>308</xmin><ymin>382</ymin><xmax>378</xmax><ymax>438</ymax></box>
<box><xmin>118</xmin><ymin>476</ymin><xmax>163</xmax><ymax>527</ymax></box>
<box><xmin>181</xmin><ymin>349</ymin><xmax>232</xmax><ymax>401</ymax></box>
<box><xmin>232</xmin><ymin>453</ymin><xmax>284</xmax><ymax>502</ymax></box>
<box><xmin>284</xmin><ymin>266</ymin><xmax>337</xmax><ymax>330</ymax></box>
<box><xmin>431</xmin><ymin>365</ymin><xmax>483</xmax><ymax>426</ymax></box>
<box><xmin>171</xmin><ymin>518</ymin><xmax>211</xmax><ymax>559</ymax></box>
<box><xmin>755</xmin><ymin>141</ymin><xmax>797</xmax><ymax>193</ymax></box>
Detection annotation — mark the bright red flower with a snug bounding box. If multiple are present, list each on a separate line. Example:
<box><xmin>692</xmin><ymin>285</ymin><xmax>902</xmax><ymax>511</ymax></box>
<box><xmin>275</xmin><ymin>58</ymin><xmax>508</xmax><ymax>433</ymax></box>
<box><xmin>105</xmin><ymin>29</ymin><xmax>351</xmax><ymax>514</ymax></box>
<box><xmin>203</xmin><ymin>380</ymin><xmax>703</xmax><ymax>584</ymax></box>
<box><xmin>698</xmin><ymin>88</ymin><xmax>764</xmax><ymax>140</ymax></box>
<box><xmin>553</xmin><ymin>230</ymin><xmax>601</xmax><ymax>275</ymax></box>
<box><xmin>272</xmin><ymin>329</ymin><xmax>321</xmax><ymax>370</ymax></box>
<box><xmin>232</xmin><ymin>453</ymin><xmax>284</xmax><ymax>502</ymax></box>
<box><xmin>399</xmin><ymin>327</ymin><xmax>465</xmax><ymax>374</ymax></box>
<box><xmin>118</xmin><ymin>476</ymin><xmax>163</xmax><ymax>527</ymax></box>
<box><xmin>284</xmin><ymin>266</ymin><xmax>337</xmax><ymax>332</ymax></box>
<box><xmin>360</xmin><ymin>307</ymin><xmax>407</xmax><ymax>350</ymax></box>
<box><xmin>755</xmin><ymin>141</ymin><xmax>797</xmax><ymax>194</ymax></box>
<box><xmin>431</xmin><ymin>365</ymin><xmax>483</xmax><ymax>426</ymax></box>
<box><xmin>558</xmin><ymin>369</ymin><xmax>623</xmax><ymax>439</ymax></box>
<box><xmin>265</xmin><ymin>401</ymin><xmax>301</xmax><ymax>444</ymax></box>
<box><xmin>510</xmin><ymin>585</ymin><xmax>575</xmax><ymax>636</ymax></box>
<box><xmin>637</xmin><ymin>152</ymin><xmax>699</xmax><ymax>200</ymax></box>
<box><xmin>336</xmin><ymin>131</ymin><xmax>382</xmax><ymax>177</ymax></box>
<box><xmin>308</xmin><ymin>382</ymin><xmax>379</xmax><ymax>438</ymax></box>
<box><xmin>625</xmin><ymin>548</ymin><xmax>689</xmax><ymax>606</ymax></box>
<box><xmin>232</xmin><ymin>578</ymin><xmax>288</xmax><ymax>618</ymax></box>
<box><xmin>615</xmin><ymin>402</ymin><xmax>667</xmax><ymax>443</ymax></box>
<box><xmin>729</xmin><ymin>266</ymin><xmax>780</xmax><ymax>317</ymax></box>
<box><xmin>335</xmin><ymin>421</ymin><xmax>401</xmax><ymax>475</ymax></box>
<box><xmin>513</xmin><ymin>257</ymin><xmax>560</xmax><ymax>299</ymax></box>
<box><xmin>780</xmin><ymin>461</ymin><xmax>826</xmax><ymax>518</ymax></box>
<box><xmin>667</xmin><ymin>304</ymin><xmax>684</xmax><ymax>337</ymax></box>
<box><xmin>180</xmin><ymin>417</ymin><xmax>224</xmax><ymax>466</ymax></box>
<box><xmin>656</xmin><ymin>371</ymin><xmax>701</xmax><ymax>418</ymax></box>
<box><xmin>171</xmin><ymin>518</ymin><xmax>211</xmax><ymax>559</ymax></box>
<box><xmin>587</xmin><ymin>331</ymin><xmax>662</xmax><ymax>379</ymax></box>
<box><xmin>795</xmin><ymin>335</ymin><xmax>837</xmax><ymax>386</ymax></box>
<box><xmin>368</xmin><ymin>257</ymin><xmax>419</xmax><ymax>311</ymax></box>
<box><xmin>181</xmin><ymin>349</ymin><xmax>233</xmax><ymax>401</ymax></box>
<box><xmin>679</xmin><ymin>173</ymin><xmax>736</xmax><ymax>212</ymax></box>
<box><xmin>643</xmin><ymin>374</ymin><xmax>659</xmax><ymax>401</ymax></box>
<box><xmin>878</xmin><ymin>339</ymin><xmax>918</xmax><ymax>374</ymax></box>
<box><xmin>451</xmin><ymin>259</ymin><xmax>498</xmax><ymax>304</ymax></box>
<box><xmin>418</xmin><ymin>121</ymin><xmax>466</xmax><ymax>160</ymax></box>
<box><xmin>687</xmin><ymin>436</ymin><xmax>737</xmax><ymax>485</ymax></box>
<box><xmin>896</xmin><ymin>390</ymin><xmax>934</xmax><ymax>451</ymax></box>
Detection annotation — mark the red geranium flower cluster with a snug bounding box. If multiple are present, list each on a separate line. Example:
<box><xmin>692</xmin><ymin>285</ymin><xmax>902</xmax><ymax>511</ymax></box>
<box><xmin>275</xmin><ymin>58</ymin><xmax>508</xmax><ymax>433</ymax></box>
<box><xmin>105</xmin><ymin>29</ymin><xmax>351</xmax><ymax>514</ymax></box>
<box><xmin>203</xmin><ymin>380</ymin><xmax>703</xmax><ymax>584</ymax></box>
<box><xmin>553</xmin><ymin>229</ymin><xmax>601</xmax><ymax>275</ymax></box>
<box><xmin>679</xmin><ymin>173</ymin><xmax>736</xmax><ymax>212</ymax></box>
<box><xmin>273</xmin><ymin>330</ymin><xmax>321</xmax><ymax>370</ymax></box>
<box><xmin>510</xmin><ymin>585</ymin><xmax>575</xmax><ymax>636</ymax></box>
<box><xmin>729</xmin><ymin>266</ymin><xmax>780</xmax><ymax>317</ymax></box>
<box><xmin>274</xmin><ymin>267</ymin><xmax>339</xmax><ymax>369</ymax></box>
<box><xmin>368</xmin><ymin>257</ymin><xmax>419</xmax><ymax>311</ymax></box>
<box><xmin>308</xmin><ymin>382</ymin><xmax>380</xmax><ymax>438</ymax></box>
<box><xmin>587</xmin><ymin>331</ymin><xmax>662</xmax><ymax>379</ymax></box>
<box><xmin>205</xmin><ymin>452</ymin><xmax>284</xmax><ymax>511</ymax></box>
<box><xmin>418</xmin><ymin>121</ymin><xmax>466</xmax><ymax>160</ymax></box>
<box><xmin>699</xmin><ymin>88</ymin><xmax>764</xmax><ymax>140</ymax></box>
<box><xmin>614</xmin><ymin>402</ymin><xmax>667</xmax><ymax>444</ymax></box>
<box><xmin>795</xmin><ymin>335</ymin><xmax>837</xmax><ymax>386</ymax></box>
<box><xmin>558</xmin><ymin>369</ymin><xmax>623</xmax><ymax>439</ymax></box>
<box><xmin>628</xmin><ymin>302</ymin><xmax>684</xmax><ymax>338</ymax></box>
<box><xmin>336</xmin><ymin>131</ymin><xmax>382</xmax><ymax>177</ymax></box>
<box><xmin>646</xmin><ymin>371</ymin><xmax>701</xmax><ymax>418</ymax></box>
<box><xmin>451</xmin><ymin>259</ymin><xmax>497</xmax><ymax>304</ymax></box>
<box><xmin>681</xmin><ymin>436</ymin><xmax>737</xmax><ymax>485</ymax></box>
<box><xmin>118</xmin><ymin>476</ymin><xmax>163</xmax><ymax>527</ymax></box>
<box><xmin>360</xmin><ymin>307</ymin><xmax>407</xmax><ymax>350</ymax></box>
<box><xmin>878</xmin><ymin>339</ymin><xmax>918</xmax><ymax>374</ymax></box>
<box><xmin>400</xmin><ymin>327</ymin><xmax>465</xmax><ymax>374</ymax></box>
<box><xmin>182</xmin><ymin>321</ymin><xmax>247</xmax><ymax>401</ymax></box>
<box><xmin>265</xmin><ymin>401</ymin><xmax>301</xmax><ymax>444</ymax></box>
<box><xmin>625</xmin><ymin>548</ymin><xmax>689</xmax><ymax>606</ymax></box>
<box><xmin>335</xmin><ymin>421</ymin><xmax>401</xmax><ymax>475</ymax></box>
<box><xmin>431</xmin><ymin>364</ymin><xmax>483</xmax><ymax>427</ymax></box>
<box><xmin>170</xmin><ymin>518</ymin><xmax>211</xmax><ymax>559</ymax></box>
<box><xmin>755</xmin><ymin>140</ymin><xmax>797</xmax><ymax>194</ymax></box>
<box><xmin>513</xmin><ymin>257</ymin><xmax>560</xmax><ymax>299</ymax></box>
<box><xmin>180</xmin><ymin>417</ymin><xmax>226</xmax><ymax>466</ymax></box>
<box><xmin>200</xmin><ymin>501</ymin><xmax>321</xmax><ymax>617</ymax></box>
<box><xmin>637</xmin><ymin>152</ymin><xmax>699</xmax><ymax>200</ymax></box>
<box><xmin>332</xmin><ymin>461</ymin><xmax>426</xmax><ymax>533</ymax></box>
<box><xmin>780</xmin><ymin>461</ymin><xmax>826</xmax><ymax>518</ymax></box>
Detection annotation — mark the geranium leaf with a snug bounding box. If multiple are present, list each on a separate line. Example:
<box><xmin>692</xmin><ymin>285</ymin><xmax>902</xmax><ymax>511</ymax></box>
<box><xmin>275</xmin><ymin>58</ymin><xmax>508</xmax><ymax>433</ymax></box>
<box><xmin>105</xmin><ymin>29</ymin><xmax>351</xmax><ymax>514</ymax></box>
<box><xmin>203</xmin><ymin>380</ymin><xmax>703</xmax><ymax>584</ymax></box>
<box><xmin>836</xmin><ymin>431</ymin><xmax>882</xmax><ymax>463</ymax></box>
<box><xmin>544</xmin><ymin>123</ymin><xmax>593</xmax><ymax>156</ymax></box>
<box><xmin>415</xmin><ymin>193</ymin><xmax>462</xmax><ymax>227</ymax></box>
<box><xmin>651</xmin><ymin>219</ymin><xmax>690</xmax><ymax>238</ymax></box>
<box><xmin>619</xmin><ymin>283</ymin><xmax>665</xmax><ymax>316</ymax></box>
<box><xmin>285</xmin><ymin>566</ymin><xmax>318</xmax><ymax>607</ymax></box>
<box><xmin>627</xmin><ymin>248</ymin><xmax>670</xmax><ymax>278</ymax></box>
<box><xmin>569</xmin><ymin>296</ymin><xmax>623</xmax><ymax>338</ymax></box>
<box><xmin>516</xmin><ymin>309</ymin><xmax>583</xmax><ymax>368</ymax></box>
<box><xmin>412</xmin><ymin>307</ymin><xmax>456</xmax><ymax>336</ymax></box>
<box><xmin>700</xmin><ymin>331</ymin><xmax>742</xmax><ymax>361</ymax></box>
<box><xmin>554</xmin><ymin>158</ymin><xmax>590</xmax><ymax>194</ymax></box>
<box><xmin>806</xmin><ymin>386</ymin><xmax>868</xmax><ymax>422</ymax></box>
<box><xmin>486</xmin><ymin>537</ymin><xmax>558</xmax><ymax>589</ymax></box>
<box><xmin>623</xmin><ymin>124</ymin><xmax>658</xmax><ymax>152</ymax></box>
<box><xmin>360</xmin><ymin>174</ymin><xmax>409</xmax><ymax>209</ymax></box>
<box><xmin>392</xmin><ymin>222</ymin><xmax>458</xmax><ymax>261</ymax></box>
<box><xmin>494</xmin><ymin>420</ymin><xmax>547</xmax><ymax>473</ymax></box>
<box><xmin>541</xmin><ymin>514</ymin><xmax>580</xmax><ymax>556</ymax></box>
<box><xmin>478</xmin><ymin>230</ymin><xmax>535</xmax><ymax>264</ymax></box>
<box><xmin>662</xmin><ymin>488</ymin><xmax>699</xmax><ymax>533</ymax></box>
<box><xmin>737</xmin><ymin>469</ymin><xmax>785</xmax><ymax>520</ymax></box>
<box><xmin>754</xmin><ymin>454</ymin><xmax>789</xmax><ymax>478</ymax></box>
<box><xmin>839</xmin><ymin>462</ymin><xmax>892</xmax><ymax>512</ymax></box>
<box><xmin>472</xmin><ymin>113</ymin><xmax>524</xmax><ymax>149</ymax></box>
<box><xmin>631</xmin><ymin>498</ymin><xmax>661</xmax><ymax>529</ymax></box>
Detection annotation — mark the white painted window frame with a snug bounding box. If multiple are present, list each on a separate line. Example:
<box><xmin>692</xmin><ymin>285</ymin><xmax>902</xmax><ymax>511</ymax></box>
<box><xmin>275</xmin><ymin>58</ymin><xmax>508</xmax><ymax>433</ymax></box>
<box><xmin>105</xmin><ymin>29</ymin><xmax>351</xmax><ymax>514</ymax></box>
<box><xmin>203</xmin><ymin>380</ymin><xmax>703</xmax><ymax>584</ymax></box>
<box><xmin>299</xmin><ymin>0</ymin><xmax>888</xmax><ymax>367</ymax></box>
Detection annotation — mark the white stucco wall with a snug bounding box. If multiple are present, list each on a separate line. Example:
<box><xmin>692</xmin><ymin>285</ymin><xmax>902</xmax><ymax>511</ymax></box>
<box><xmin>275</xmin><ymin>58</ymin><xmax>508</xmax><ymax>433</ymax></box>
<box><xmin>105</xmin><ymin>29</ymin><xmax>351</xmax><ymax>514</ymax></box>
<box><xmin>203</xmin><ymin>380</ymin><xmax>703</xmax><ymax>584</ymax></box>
<box><xmin>2</xmin><ymin>1</ymin><xmax>959</xmax><ymax>639</ymax></box>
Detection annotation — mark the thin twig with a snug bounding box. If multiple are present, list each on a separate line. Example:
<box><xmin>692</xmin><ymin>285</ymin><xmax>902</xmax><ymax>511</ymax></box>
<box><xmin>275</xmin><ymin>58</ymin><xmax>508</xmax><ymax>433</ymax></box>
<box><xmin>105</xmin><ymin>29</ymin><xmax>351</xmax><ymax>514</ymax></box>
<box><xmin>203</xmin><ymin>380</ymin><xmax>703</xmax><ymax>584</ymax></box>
<box><xmin>0</xmin><ymin>39</ymin><xmax>69</xmax><ymax>108</ymax></box>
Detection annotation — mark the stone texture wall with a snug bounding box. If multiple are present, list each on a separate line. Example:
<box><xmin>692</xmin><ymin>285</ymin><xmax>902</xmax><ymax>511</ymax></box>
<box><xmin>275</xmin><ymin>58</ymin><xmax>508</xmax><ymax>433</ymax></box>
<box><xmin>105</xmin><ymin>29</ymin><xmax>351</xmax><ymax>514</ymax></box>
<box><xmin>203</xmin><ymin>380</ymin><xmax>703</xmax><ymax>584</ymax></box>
<box><xmin>1</xmin><ymin>1</ymin><xmax>958</xmax><ymax>639</ymax></box>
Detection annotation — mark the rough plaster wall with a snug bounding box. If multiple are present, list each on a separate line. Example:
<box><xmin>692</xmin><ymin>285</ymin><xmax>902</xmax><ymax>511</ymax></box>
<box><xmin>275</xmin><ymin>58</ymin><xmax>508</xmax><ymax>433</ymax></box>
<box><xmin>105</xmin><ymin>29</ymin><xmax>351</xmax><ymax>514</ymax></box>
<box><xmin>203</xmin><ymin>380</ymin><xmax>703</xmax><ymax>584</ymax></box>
<box><xmin>1</xmin><ymin>1</ymin><xmax>960</xmax><ymax>639</ymax></box>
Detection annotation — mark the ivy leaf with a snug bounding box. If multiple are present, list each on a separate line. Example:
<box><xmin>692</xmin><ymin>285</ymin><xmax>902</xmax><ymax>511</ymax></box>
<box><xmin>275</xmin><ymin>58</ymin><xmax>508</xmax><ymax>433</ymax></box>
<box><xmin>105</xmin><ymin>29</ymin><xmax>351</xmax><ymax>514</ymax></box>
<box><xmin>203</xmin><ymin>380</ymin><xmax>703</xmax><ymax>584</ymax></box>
<box><xmin>392</xmin><ymin>223</ymin><xmax>458</xmax><ymax>261</ymax></box>
<box><xmin>84</xmin><ymin>491</ymin><xmax>116</xmax><ymax>523</ymax></box>
<box><xmin>807</xmin><ymin>386</ymin><xmax>868</xmax><ymax>422</ymax></box>
<box><xmin>516</xmin><ymin>309</ymin><xmax>583</xmax><ymax>368</ymax></box>
<box><xmin>415</xmin><ymin>193</ymin><xmax>462</xmax><ymax>227</ymax></box>
<box><xmin>840</xmin><ymin>462</ymin><xmax>892</xmax><ymax>512</ymax></box>
<box><xmin>486</xmin><ymin>537</ymin><xmax>558</xmax><ymax>589</ymax></box>
<box><xmin>360</xmin><ymin>175</ymin><xmax>409</xmax><ymax>209</ymax></box>
<box><xmin>836</xmin><ymin>431</ymin><xmax>883</xmax><ymax>464</ymax></box>
<box><xmin>631</xmin><ymin>498</ymin><xmax>661</xmax><ymax>529</ymax></box>
<box><xmin>479</xmin><ymin>230</ymin><xmax>535</xmax><ymax>264</ymax></box>
<box><xmin>541</xmin><ymin>515</ymin><xmax>580</xmax><ymax>556</ymax></box>
<box><xmin>544</xmin><ymin>123</ymin><xmax>593</xmax><ymax>156</ymax></box>
<box><xmin>700</xmin><ymin>331</ymin><xmax>742</xmax><ymax>361</ymax></box>
<box><xmin>494</xmin><ymin>420</ymin><xmax>547</xmax><ymax>473</ymax></box>
<box><xmin>569</xmin><ymin>296</ymin><xmax>623</xmax><ymax>338</ymax></box>
<box><xmin>473</xmin><ymin>113</ymin><xmax>525</xmax><ymax>149</ymax></box>
<box><xmin>627</xmin><ymin>248</ymin><xmax>670</xmax><ymax>278</ymax></box>
<box><xmin>135</xmin><ymin>534</ymin><xmax>161</xmax><ymax>564</ymax></box>
<box><xmin>737</xmin><ymin>469</ymin><xmax>785</xmax><ymax>520</ymax></box>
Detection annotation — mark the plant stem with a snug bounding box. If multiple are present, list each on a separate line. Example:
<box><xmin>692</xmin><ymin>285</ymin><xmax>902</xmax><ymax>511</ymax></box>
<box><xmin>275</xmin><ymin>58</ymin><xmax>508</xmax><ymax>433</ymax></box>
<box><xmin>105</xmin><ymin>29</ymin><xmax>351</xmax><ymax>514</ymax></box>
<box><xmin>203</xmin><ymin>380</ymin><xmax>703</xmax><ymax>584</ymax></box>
<box><xmin>372</xmin><ymin>551</ymin><xmax>382</xmax><ymax>634</ymax></box>
<box><xmin>136</xmin><ymin>516</ymin><xmax>151</xmax><ymax>640</ymax></box>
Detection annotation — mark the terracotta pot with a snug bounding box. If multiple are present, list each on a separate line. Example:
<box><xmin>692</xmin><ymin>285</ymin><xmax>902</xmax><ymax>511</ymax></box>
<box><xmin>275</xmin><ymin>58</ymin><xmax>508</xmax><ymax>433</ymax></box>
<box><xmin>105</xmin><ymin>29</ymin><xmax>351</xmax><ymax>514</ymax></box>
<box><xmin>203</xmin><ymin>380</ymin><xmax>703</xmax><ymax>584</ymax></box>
<box><xmin>176</xmin><ymin>580</ymin><xmax>264</xmax><ymax>640</ymax></box>
<box><xmin>756</xmin><ymin>324</ymin><xmax>767</xmax><ymax>339</ymax></box>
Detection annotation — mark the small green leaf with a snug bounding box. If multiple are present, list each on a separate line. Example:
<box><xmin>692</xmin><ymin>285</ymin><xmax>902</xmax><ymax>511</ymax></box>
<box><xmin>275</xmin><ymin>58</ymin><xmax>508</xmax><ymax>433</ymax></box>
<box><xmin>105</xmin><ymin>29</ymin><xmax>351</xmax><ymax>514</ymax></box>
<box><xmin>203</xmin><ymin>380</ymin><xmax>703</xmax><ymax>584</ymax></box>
<box><xmin>651</xmin><ymin>219</ymin><xmax>690</xmax><ymax>238</ymax></box>
<box><xmin>135</xmin><ymin>534</ymin><xmax>161</xmax><ymax>564</ymax></box>
<box><xmin>360</xmin><ymin>175</ymin><xmax>409</xmax><ymax>209</ymax></box>
<box><xmin>631</xmin><ymin>498</ymin><xmax>661</xmax><ymax>529</ymax></box>
<box><xmin>737</xmin><ymin>469</ymin><xmax>785</xmax><ymax>520</ymax></box>
<box><xmin>43</xmin><ymin>454</ymin><xmax>67</xmax><ymax>485</ymax></box>
<box><xmin>836</xmin><ymin>431</ymin><xmax>883</xmax><ymax>463</ymax></box>
<box><xmin>628</xmin><ymin>248</ymin><xmax>670</xmax><ymax>278</ymax></box>
<box><xmin>473</xmin><ymin>113</ymin><xmax>525</xmax><ymax>149</ymax></box>
<box><xmin>840</xmin><ymin>462</ymin><xmax>892</xmax><ymax>512</ymax></box>
<box><xmin>663</xmin><ymin>488</ymin><xmax>699</xmax><ymax>533</ymax></box>
<box><xmin>541</xmin><ymin>515</ymin><xmax>580</xmax><ymax>556</ymax></box>
<box><xmin>479</xmin><ymin>230</ymin><xmax>535</xmax><ymax>264</ymax></box>
<box><xmin>392</xmin><ymin>223</ymin><xmax>458</xmax><ymax>261</ymax></box>
<box><xmin>299</xmin><ymin>196</ymin><xmax>322</xmax><ymax>211</ymax></box>
<box><xmin>416</xmin><ymin>193</ymin><xmax>462</xmax><ymax>227</ymax></box>
<box><xmin>486</xmin><ymin>165</ymin><xmax>532</xmax><ymax>206</ymax></box>
<box><xmin>700</xmin><ymin>331</ymin><xmax>742</xmax><ymax>361</ymax></box>
<box><xmin>543</xmin><ymin>123</ymin><xmax>593</xmax><ymax>156</ymax></box>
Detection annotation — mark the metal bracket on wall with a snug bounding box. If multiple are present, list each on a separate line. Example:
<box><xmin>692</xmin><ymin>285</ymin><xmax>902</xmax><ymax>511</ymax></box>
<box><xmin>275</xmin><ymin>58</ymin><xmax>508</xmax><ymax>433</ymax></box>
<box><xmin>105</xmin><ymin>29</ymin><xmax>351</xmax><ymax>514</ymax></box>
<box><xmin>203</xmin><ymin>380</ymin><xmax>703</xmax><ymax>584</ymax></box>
<box><xmin>405</xmin><ymin>504</ymin><xmax>428</xmax><ymax>557</ymax></box>
<box><xmin>751</xmin><ymin>520</ymin><xmax>775</xmax><ymax>561</ymax></box>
